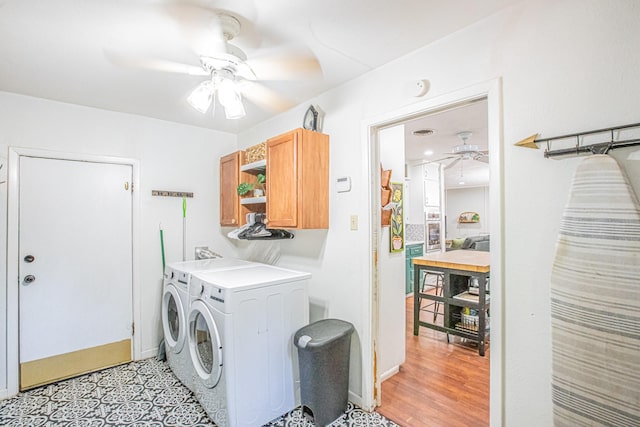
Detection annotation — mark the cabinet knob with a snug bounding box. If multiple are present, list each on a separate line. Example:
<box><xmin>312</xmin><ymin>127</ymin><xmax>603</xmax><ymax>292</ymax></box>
<box><xmin>231</xmin><ymin>219</ymin><xmax>236</xmax><ymax>224</ymax></box>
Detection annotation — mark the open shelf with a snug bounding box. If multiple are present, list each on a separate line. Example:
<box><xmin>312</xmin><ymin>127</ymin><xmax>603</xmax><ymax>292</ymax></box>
<box><xmin>240</xmin><ymin>159</ymin><xmax>266</xmax><ymax>173</ymax></box>
<box><xmin>240</xmin><ymin>196</ymin><xmax>266</xmax><ymax>205</ymax></box>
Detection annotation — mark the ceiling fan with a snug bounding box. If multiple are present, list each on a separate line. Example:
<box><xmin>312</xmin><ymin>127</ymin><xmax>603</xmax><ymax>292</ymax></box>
<box><xmin>106</xmin><ymin>4</ymin><xmax>322</xmax><ymax>119</ymax></box>
<box><xmin>434</xmin><ymin>131</ymin><xmax>489</xmax><ymax>169</ymax></box>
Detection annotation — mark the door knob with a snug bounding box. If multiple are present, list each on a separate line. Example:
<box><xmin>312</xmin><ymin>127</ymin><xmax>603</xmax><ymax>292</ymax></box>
<box><xmin>24</xmin><ymin>275</ymin><xmax>36</xmax><ymax>284</ymax></box>
<box><xmin>24</xmin><ymin>255</ymin><xmax>35</xmax><ymax>263</ymax></box>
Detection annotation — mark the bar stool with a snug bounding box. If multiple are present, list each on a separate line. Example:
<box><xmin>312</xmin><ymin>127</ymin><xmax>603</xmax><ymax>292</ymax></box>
<box><xmin>419</xmin><ymin>270</ymin><xmax>444</xmax><ymax>322</ymax></box>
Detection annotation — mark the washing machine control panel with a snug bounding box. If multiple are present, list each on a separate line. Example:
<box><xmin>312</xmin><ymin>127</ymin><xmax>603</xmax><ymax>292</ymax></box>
<box><xmin>177</xmin><ymin>271</ymin><xmax>189</xmax><ymax>284</ymax></box>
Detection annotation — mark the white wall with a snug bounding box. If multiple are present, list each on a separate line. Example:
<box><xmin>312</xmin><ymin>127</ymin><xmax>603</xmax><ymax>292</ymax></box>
<box><xmin>445</xmin><ymin>186</ymin><xmax>489</xmax><ymax>239</ymax></box>
<box><xmin>238</xmin><ymin>0</ymin><xmax>640</xmax><ymax>423</ymax></box>
<box><xmin>237</xmin><ymin>101</ymin><xmax>373</xmax><ymax>401</ymax></box>
<box><xmin>377</xmin><ymin>125</ymin><xmax>406</xmax><ymax>380</ymax></box>
<box><xmin>0</xmin><ymin>92</ymin><xmax>238</xmax><ymax>396</ymax></box>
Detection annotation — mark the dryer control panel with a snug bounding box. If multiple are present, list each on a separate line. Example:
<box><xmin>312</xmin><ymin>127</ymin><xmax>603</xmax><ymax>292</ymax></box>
<box><xmin>201</xmin><ymin>282</ymin><xmax>226</xmax><ymax>309</ymax></box>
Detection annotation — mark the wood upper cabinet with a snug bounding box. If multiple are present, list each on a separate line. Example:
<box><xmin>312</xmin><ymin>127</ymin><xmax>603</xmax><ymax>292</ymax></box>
<box><xmin>219</xmin><ymin>151</ymin><xmax>240</xmax><ymax>226</ymax></box>
<box><xmin>266</xmin><ymin>128</ymin><xmax>329</xmax><ymax>229</ymax></box>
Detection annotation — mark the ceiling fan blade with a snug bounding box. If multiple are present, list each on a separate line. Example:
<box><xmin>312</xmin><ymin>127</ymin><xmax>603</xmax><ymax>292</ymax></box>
<box><xmin>246</xmin><ymin>48</ymin><xmax>322</xmax><ymax>81</ymax></box>
<box><xmin>444</xmin><ymin>157</ymin><xmax>462</xmax><ymax>169</ymax></box>
<box><xmin>241</xmin><ymin>82</ymin><xmax>295</xmax><ymax>113</ymax></box>
<box><xmin>475</xmin><ymin>155</ymin><xmax>490</xmax><ymax>163</ymax></box>
<box><xmin>104</xmin><ymin>50</ymin><xmax>209</xmax><ymax>76</ymax></box>
<box><xmin>163</xmin><ymin>3</ymin><xmax>227</xmax><ymax>57</ymax></box>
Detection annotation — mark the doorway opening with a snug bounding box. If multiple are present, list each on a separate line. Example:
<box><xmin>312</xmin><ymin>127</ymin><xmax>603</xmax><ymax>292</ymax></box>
<box><xmin>366</xmin><ymin>80</ymin><xmax>503</xmax><ymax>426</ymax></box>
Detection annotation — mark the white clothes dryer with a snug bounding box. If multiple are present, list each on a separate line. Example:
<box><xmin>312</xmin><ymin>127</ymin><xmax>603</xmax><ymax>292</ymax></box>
<box><xmin>187</xmin><ymin>265</ymin><xmax>310</xmax><ymax>427</ymax></box>
<box><xmin>161</xmin><ymin>258</ymin><xmax>253</xmax><ymax>392</ymax></box>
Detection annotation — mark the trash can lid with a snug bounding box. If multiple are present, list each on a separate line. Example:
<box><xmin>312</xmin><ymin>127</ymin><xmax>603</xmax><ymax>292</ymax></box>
<box><xmin>294</xmin><ymin>319</ymin><xmax>354</xmax><ymax>350</ymax></box>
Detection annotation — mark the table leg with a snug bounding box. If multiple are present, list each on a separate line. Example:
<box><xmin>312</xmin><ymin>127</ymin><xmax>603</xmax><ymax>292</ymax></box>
<box><xmin>413</xmin><ymin>264</ymin><xmax>420</xmax><ymax>336</ymax></box>
<box><xmin>478</xmin><ymin>272</ymin><xmax>487</xmax><ymax>356</ymax></box>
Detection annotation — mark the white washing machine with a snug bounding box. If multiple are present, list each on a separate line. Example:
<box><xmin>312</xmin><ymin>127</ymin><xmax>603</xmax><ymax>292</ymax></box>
<box><xmin>187</xmin><ymin>265</ymin><xmax>310</xmax><ymax>427</ymax></box>
<box><xmin>161</xmin><ymin>258</ymin><xmax>253</xmax><ymax>392</ymax></box>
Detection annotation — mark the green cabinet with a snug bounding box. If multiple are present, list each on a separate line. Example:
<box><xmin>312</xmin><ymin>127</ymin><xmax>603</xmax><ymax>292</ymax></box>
<box><xmin>405</xmin><ymin>243</ymin><xmax>424</xmax><ymax>294</ymax></box>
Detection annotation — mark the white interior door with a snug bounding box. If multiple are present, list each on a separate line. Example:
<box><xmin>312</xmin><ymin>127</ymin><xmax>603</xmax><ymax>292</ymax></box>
<box><xmin>18</xmin><ymin>156</ymin><xmax>133</xmax><ymax>390</ymax></box>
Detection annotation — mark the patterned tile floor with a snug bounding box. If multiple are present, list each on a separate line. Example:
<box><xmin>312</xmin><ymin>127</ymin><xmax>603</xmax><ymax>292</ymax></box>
<box><xmin>0</xmin><ymin>358</ymin><xmax>399</xmax><ymax>427</ymax></box>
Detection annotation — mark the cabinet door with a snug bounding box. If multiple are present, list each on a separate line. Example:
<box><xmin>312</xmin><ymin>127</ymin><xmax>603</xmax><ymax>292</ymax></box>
<box><xmin>266</xmin><ymin>131</ymin><xmax>298</xmax><ymax>228</ymax></box>
<box><xmin>406</xmin><ymin>257</ymin><xmax>414</xmax><ymax>294</ymax></box>
<box><xmin>220</xmin><ymin>151</ymin><xmax>240</xmax><ymax>226</ymax></box>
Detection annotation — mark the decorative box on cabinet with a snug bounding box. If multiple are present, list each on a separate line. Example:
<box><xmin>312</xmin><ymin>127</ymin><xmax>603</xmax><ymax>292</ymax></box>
<box><xmin>266</xmin><ymin>128</ymin><xmax>329</xmax><ymax>229</ymax></box>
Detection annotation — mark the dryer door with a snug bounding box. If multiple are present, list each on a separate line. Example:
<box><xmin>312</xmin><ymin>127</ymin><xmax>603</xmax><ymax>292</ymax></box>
<box><xmin>188</xmin><ymin>299</ymin><xmax>223</xmax><ymax>388</ymax></box>
<box><xmin>162</xmin><ymin>283</ymin><xmax>186</xmax><ymax>353</ymax></box>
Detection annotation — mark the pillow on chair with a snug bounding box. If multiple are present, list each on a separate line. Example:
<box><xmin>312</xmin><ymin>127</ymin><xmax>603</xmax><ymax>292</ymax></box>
<box><xmin>450</xmin><ymin>238</ymin><xmax>465</xmax><ymax>250</ymax></box>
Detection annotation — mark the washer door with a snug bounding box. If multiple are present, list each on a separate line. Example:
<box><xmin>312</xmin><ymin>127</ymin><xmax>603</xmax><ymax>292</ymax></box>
<box><xmin>162</xmin><ymin>283</ymin><xmax>186</xmax><ymax>353</ymax></box>
<box><xmin>188</xmin><ymin>299</ymin><xmax>223</xmax><ymax>388</ymax></box>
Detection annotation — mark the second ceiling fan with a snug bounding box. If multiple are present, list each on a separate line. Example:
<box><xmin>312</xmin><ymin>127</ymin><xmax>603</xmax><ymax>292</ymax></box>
<box><xmin>435</xmin><ymin>131</ymin><xmax>489</xmax><ymax>169</ymax></box>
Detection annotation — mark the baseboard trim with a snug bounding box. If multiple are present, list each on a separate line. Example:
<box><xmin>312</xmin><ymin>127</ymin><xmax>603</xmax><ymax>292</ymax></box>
<box><xmin>380</xmin><ymin>365</ymin><xmax>400</xmax><ymax>382</ymax></box>
<box><xmin>348</xmin><ymin>390</ymin><xmax>366</xmax><ymax>411</ymax></box>
<box><xmin>139</xmin><ymin>347</ymin><xmax>159</xmax><ymax>361</ymax></box>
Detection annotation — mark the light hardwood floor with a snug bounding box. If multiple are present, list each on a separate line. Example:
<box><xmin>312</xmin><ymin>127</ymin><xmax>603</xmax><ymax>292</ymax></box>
<box><xmin>375</xmin><ymin>296</ymin><xmax>490</xmax><ymax>427</ymax></box>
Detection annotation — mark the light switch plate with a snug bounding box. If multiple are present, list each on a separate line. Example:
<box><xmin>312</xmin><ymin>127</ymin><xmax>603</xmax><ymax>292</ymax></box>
<box><xmin>350</xmin><ymin>215</ymin><xmax>358</xmax><ymax>230</ymax></box>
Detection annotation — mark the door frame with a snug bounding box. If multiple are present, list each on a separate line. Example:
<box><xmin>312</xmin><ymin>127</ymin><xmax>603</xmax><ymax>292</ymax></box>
<box><xmin>361</xmin><ymin>79</ymin><xmax>504</xmax><ymax>426</ymax></box>
<box><xmin>6</xmin><ymin>147</ymin><xmax>141</xmax><ymax>397</ymax></box>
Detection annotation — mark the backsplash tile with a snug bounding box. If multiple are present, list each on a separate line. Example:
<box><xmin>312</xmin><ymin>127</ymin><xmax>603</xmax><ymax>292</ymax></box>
<box><xmin>405</xmin><ymin>223</ymin><xmax>424</xmax><ymax>242</ymax></box>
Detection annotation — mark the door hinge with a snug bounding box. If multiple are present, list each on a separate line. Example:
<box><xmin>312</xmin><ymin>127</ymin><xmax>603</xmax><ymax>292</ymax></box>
<box><xmin>131</xmin><ymin>322</ymin><xmax>135</xmax><ymax>336</ymax></box>
<box><xmin>131</xmin><ymin>182</ymin><xmax>134</xmax><ymax>193</ymax></box>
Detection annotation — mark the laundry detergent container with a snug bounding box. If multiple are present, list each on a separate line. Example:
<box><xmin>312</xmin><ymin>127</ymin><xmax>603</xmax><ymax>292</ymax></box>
<box><xmin>294</xmin><ymin>318</ymin><xmax>355</xmax><ymax>426</ymax></box>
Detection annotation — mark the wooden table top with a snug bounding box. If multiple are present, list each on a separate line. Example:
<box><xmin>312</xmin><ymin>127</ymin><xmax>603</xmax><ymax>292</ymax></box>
<box><xmin>412</xmin><ymin>250</ymin><xmax>490</xmax><ymax>273</ymax></box>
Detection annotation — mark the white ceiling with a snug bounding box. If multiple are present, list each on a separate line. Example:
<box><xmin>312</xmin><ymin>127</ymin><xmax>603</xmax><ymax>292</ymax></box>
<box><xmin>404</xmin><ymin>99</ymin><xmax>489</xmax><ymax>189</ymax></box>
<box><xmin>0</xmin><ymin>0</ymin><xmax>518</xmax><ymax>133</ymax></box>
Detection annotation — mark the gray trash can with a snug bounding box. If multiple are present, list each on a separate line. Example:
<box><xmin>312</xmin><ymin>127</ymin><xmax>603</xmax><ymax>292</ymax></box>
<box><xmin>294</xmin><ymin>318</ymin><xmax>355</xmax><ymax>426</ymax></box>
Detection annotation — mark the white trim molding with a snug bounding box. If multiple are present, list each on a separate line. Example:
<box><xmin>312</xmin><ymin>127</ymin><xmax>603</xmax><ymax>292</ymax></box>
<box><xmin>361</xmin><ymin>78</ymin><xmax>504</xmax><ymax>426</ymax></box>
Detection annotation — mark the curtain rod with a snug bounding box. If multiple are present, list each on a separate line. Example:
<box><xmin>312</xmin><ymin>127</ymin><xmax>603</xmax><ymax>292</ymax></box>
<box><xmin>544</xmin><ymin>138</ymin><xmax>640</xmax><ymax>158</ymax></box>
<box><xmin>515</xmin><ymin>122</ymin><xmax>640</xmax><ymax>158</ymax></box>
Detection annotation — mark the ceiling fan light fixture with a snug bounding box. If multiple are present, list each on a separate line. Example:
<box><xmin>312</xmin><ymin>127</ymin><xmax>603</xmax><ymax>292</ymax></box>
<box><xmin>187</xmin><ymin>80</ymin><xmax>214</xmax><ymax>114</ymax></box>
<box><xmin>188</xmin><ymin>70</ymin><xmax>246</xmax><ymax>119</ymax></box>
<box><xmin>453</xmin><ymin>144</ymin><xmax>479</xmax><ymax>154</ymax></box>
<box><xmin>222</xmin><ymin>97</ymin><xmax>246</xmax><ymax>119</ymax></box>
<box><xmin>218</xmin><ymin>77</ymin><xmax>245</xmax><ymax>119</ymax></box>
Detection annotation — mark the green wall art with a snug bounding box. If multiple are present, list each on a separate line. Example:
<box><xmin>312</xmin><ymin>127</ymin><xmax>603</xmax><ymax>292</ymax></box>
<box><xmin>389</xmin><ymin>181</ymin><xmax>404</xmax><ymax>252</ymax></box>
